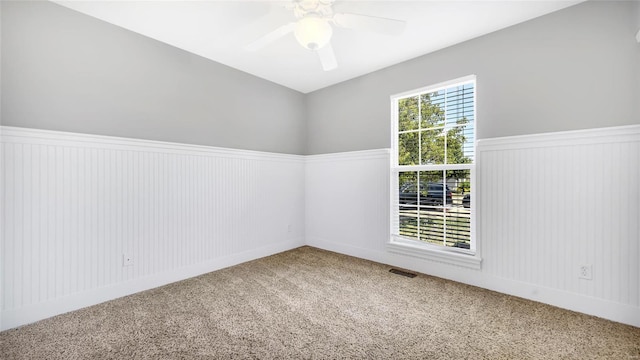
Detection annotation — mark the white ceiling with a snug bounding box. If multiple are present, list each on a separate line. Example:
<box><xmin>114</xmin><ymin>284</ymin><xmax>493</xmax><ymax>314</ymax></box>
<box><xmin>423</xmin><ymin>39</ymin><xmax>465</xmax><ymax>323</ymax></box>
<box><xmin>52</xmin><ymin>0</ymin><xmax>583</xmax><ymax>93</ymax></box>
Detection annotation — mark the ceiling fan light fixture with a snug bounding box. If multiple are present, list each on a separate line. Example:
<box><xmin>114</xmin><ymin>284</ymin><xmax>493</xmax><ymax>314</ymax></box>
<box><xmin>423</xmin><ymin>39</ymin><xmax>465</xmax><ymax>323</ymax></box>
<box><xmin>294</xmin><ymin>16</ymin><xmax>333</xmax><ymax>50</ymax></box>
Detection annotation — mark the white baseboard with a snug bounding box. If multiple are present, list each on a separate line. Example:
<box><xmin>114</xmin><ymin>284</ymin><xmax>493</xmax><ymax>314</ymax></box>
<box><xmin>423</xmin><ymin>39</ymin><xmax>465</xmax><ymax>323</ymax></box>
<box><xmin>307</xmin><ymin>236</ymin><xmax>640</xmax><ymax>328</ymax></box>
<box><xmin>1</xmin><ymin>238</ymin><xmax>304</xmax><ymax>331</ymax></box>
<box><xmin>306</xmin><ymin>237</ymin><xmax>387</xmax><ymax>264</ymax></box>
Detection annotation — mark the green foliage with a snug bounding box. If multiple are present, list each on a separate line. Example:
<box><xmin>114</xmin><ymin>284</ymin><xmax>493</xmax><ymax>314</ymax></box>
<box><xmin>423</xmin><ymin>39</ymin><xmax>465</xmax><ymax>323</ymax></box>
<box><xmin>398</xmin><ymin>97</ymin><xmax>419</xmax><ymax>132</ymax></box>
<box><xmin>398</xmin><ymin>132</ymin><xmax>418</xmax><ymax>166</ymax></box>
<box><xmin>462</xmin><ymin>181</ymin><xmax>471</xmax><ymax>193</ymax></box>
<box><xmin>456</xmin><ymin>181</ymin><xmax>470</xmax><ymax>194</ymax></box>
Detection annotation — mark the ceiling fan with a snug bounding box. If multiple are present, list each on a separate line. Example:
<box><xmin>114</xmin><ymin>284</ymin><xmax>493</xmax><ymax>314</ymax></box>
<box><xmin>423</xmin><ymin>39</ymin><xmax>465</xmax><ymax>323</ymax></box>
<box><xmin>245</xmin><ymin>0</ymin><xmax>406</xmax><ymax>71</ymax></box>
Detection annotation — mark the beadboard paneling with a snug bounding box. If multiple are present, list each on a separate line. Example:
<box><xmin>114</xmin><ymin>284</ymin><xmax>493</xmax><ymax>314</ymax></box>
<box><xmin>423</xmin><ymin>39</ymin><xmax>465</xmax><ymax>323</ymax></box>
<box><xmin>479</xmin><ymin>126</ymin><xmax>640</xmax><ymax>308</ymax></box>
<box><xmin>305</xmin><ymin>150</ymin><xmax>390</xmax><ymax>254</ymax></box>
<box><xmin>2</xmin><ymin>125</ymin><xmax>639</xmax><ymax>330</ymax></box>
<box><xmin>0</xmin><ymin>127</ymin><xmax>305</xmax><ymax>330</ymax></box>
<box><xmin>305</xmin><ymin>125</ymin><xmax>640</xmax><ymax>327</ymax></box>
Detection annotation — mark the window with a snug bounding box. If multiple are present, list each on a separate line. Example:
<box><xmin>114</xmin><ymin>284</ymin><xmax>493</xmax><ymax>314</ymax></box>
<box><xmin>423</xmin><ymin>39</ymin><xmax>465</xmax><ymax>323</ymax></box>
<box><xmin>389</xmin><ymin>76</ymin><xmax>479</xmax><ymax>268</ymax></box>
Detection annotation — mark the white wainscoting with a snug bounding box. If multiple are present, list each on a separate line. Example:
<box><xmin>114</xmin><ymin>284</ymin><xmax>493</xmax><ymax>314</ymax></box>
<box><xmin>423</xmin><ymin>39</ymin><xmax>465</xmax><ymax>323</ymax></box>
<box><xmin>306</xmin><ymin>149</ymin><xmax>391</xmax><ymax>255</ymax></box>
<box><xmin>0</xmin><ymin>126</ymin><xmax>305</xmax><ymax>330</ymax></box>
<box><xmin>305</xmin><ymin>125</ymin><xmax>640</xmax><ymax>327</ymax></box>
<box><xmin>2</xmin><ymin>125</ymin><xmax>639</xmax><ymax>331</ymax></box>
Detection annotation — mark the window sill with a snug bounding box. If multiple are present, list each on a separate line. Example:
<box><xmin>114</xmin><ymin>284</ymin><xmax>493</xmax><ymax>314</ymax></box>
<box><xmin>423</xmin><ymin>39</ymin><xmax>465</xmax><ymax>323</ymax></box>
<box><xmin>386</xmin><ymin>237</ymin><xmax>482</xmax><ymax>270</ymax></box>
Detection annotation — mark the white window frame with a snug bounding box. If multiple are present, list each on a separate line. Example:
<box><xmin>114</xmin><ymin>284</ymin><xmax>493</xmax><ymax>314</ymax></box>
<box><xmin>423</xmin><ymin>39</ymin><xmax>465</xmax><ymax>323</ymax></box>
<box><xmin>387</xmin><ymin>75</ymin><xmax>481</xmax><ymax>270</ymax></box>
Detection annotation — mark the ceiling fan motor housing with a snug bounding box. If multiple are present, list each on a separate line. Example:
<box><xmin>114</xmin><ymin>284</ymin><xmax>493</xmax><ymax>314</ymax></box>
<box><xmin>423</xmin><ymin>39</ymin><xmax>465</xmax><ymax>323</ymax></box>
<box><xmin>294</xmin><ymin>16</ymin><xmax>333</xmax><ymax>50</ymax></box>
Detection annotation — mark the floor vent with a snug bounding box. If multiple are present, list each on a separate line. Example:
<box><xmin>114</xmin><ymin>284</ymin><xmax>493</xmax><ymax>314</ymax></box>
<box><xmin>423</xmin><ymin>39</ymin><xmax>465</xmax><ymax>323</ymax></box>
<box><xmin>389</xmin><ymin>269</ymin><xmax>417</xmax><ymax>278</ymax></box>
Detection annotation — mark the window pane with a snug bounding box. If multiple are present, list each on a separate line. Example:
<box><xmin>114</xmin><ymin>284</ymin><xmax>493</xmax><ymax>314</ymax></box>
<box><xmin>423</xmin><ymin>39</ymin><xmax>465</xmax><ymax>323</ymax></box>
<box><xmin>420</xmin><ymin>91</ymin><xmax>445</xmax><ymax>129</ymax></box>
<box><xmin>446</xmin><ymin>169</ymin><xmax>471</xmax><ymax>249</ymax></box>
<box><xmin>398</xmin><ymin>132</ymin><xmax>419</xmax><ymax>165</ymax></box>
<box><xmin>446</xmin><ymin>169</ymin><xmax>471</xmax><ymax>208</ymax></box>
<box><xmin>444</xmin><ymin>82</ymin><xmax>474</xmax><ymax>165</ymax></box>
<box><xmin>398</xmin><ymin>96</ymin><xmax>419</xmax><ymax>131</ymax></box>
<box><xmin>419</xmin><ymin>209</ymin><xmax>444</xmax><ymax>246</ymax></box>
<box><xmin>446</xmin><ymin>124</ymin><xmax>473</xmax><ymax>165</ymax></box>
<box><xmin>460</xmin><ymin>123</ymin><xmax>475</xmax><ymax>163</ymax></box>
<box><xmin>444</xmin><ymin>84</ymin><xmax>474</xmax><ymax>127</ymax></box>
<box><xmin>446</xmin><ymin>212</ymin><xmax>470</xmax><ymax>249</ymax></box>
<box><xmin>444</xmin><ymin>127</ymin><xmax>464</xmax><ymax>165</ymax></box>
<box><xmin>399</xmin><ymin>216</ymin><xmax>418</xmax><ymax>239</ymax></box>
<box><xmin>398</xmin><ymin>172</ymin><xmax>418</xmax><ymax>209</ymax></box>
<box><xmin>418</xmin><ymin>171</ymin><xmax>449</xmax><ymax>208</ymax></box>
<box><xmin>420</xmin><ymin>129</ymin><xmax>445</xmax><ymax>165</ymax></box>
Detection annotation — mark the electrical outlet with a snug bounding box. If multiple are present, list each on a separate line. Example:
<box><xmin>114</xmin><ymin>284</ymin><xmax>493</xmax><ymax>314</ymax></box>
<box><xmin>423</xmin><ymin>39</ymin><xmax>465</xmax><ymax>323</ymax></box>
<box><xmin>287</xmin><ymin>224</ymin><xmax>292</xmax><ymax>233</ymax></box>
<box><xmin>123</xmin><ymin>253</ymin><xmax>134</xmax><ymax>267</ymax></box>
<box><xmin>579</xmin><ymin>264</ymin><xmax>592</xmax><ymax>280</ymax></box>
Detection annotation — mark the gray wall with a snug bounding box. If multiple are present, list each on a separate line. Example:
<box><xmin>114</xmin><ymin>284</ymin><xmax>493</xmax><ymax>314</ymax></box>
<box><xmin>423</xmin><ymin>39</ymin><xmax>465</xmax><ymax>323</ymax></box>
<box><xmin>1</xmin><ymin>1</ymin><xmax>306</xmax><ymax>155</ymax></box>
<box><xmin>636</xmin><ymin>0</ymin><xmax>640</xmax><ymax>31</ymax></box>
<box><xmin>3</xmin><ymin>1</ymin><xmax>639</xmax><ymax>156</ymax></box>
<box><xmin>636</xmin><ymin>0</ymin><xmax>640</xmax><ymax>106</ymax></box>
<box><xmin>306</xmin><ymin>0</ymin><xmax>640</xmax><ymax>155</ymax></box>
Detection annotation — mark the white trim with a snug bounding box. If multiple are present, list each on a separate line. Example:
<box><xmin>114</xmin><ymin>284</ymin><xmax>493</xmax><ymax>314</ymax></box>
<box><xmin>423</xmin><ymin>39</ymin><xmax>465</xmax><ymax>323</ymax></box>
<box><xmin>386</xmin><ymin>239</ymin><xmax>482</xmax><ymax>270</ymax></box>
<box><xmin>305</xmin><ymin>148</ymin><xmax>390</xmax><ymax>162</ymax></box>
<box><xmin>1</xmin><ymin>238</ymin><xmax>303</xmax><ymax>331</ymax></box>
<box><xmin>390</xmin><ymin>75</ymin><xmax>477</xmax><ymax>101</ymax></box>
<box><xmin>477</xmin><ymin>124</ymin><xmax>640</xmax><ymax>152</ymax></box>
<box><xmin>306</xmin><ymin>237</ymin><xmax>387</xmax><ymax>265</ymax></box>
<box><xmin>0</xmin><ymin>126</ymin><xmax>305</xmax><ymax>163</ymax></box>
<box><xmin>395</xmin><ymin>163</ymin><xmax>474</xmax><ymax>172</ymax></box>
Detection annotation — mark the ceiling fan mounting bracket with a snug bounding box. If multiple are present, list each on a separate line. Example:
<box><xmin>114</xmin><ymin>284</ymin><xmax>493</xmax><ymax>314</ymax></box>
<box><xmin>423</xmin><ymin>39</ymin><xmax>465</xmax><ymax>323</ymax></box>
<box><xmin>292</xmin><ymin>0</ymin><xmax>334</xmax><ymax>20</ymax></box>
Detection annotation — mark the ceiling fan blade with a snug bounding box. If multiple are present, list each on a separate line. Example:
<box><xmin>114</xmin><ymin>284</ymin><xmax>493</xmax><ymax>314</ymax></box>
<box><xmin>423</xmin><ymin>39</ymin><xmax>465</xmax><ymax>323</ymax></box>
<box><xmin>333</xmin><ymin>13</ymin><xmax>406</xmax><ymax>36</ymax></box>
<box><xmin>317</xmin><ymin>43</ymin><xmax>337</xmax><ymax>71</ymax></box>
<box><xmin>245</xmin><ymin>22</ymin><xmax>296</xmax><ymax>51</ymax></box>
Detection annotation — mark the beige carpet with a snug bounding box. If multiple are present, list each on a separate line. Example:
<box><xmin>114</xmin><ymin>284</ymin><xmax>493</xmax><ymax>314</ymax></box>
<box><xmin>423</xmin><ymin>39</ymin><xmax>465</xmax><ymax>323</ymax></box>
<box><xmin>1</xmin><ymin>246</ymin><xmax>638</xmax><ymax>359</ymax></box>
